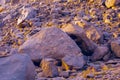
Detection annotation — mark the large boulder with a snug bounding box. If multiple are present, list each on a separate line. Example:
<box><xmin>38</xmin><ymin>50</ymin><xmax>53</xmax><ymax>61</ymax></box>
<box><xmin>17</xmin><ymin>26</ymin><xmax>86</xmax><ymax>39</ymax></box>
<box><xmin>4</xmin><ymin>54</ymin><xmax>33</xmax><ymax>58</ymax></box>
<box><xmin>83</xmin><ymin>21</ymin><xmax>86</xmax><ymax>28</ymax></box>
<box><xmin>0</xmin><ymin>54</ymin><xmax>36</xmax><ymax>80</ymax></box>
<box><xmin>19</xmin><ymin>27</ymin><xmax>82</xmax><ymax>61</ymax></box>
<box><xmin>111</xmin><ymin>39</ymin><xmax>120</xmax><ymax>57</ymax></box>
<box><xmin>61</xmin><ymin>23</ymin><xmax>97</xmax><ymax>56</ymax></box>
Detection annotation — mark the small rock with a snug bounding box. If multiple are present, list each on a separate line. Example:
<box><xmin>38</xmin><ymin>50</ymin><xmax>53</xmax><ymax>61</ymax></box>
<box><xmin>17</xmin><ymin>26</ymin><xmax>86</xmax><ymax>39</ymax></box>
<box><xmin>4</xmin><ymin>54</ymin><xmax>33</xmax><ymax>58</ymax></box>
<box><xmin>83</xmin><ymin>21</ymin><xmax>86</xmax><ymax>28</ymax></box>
<box><xmin>103</xmin><ymin>52</ymin><xmax>111</xmax><ymax>61</ymax></box>
<box><xmin>40</xmin><ymin>58</ymin><xmax>59</xmax><ymax>77</ymax></box>
<box><xmin>73</xmin><ymin>17</ymin><xmax>88</xmax><ymax>29</ymax></box>
<box><xmin>103</xmin><ymin>32</ymin><xmax>111</xmax><ymax>41</ymax></box>
<box><xmin>59</xmin><ymin>71</ymin><xmax>70</xmax><ymax>78</ymax></box>
<box><xmin>111</xmin><ymin>39</ymin><xmax>120</xmax><ymax>57</ymax></box>
<box><xmin>90</xmin><ymin>46</ymin><xmax>109</xmax><ymax>61</ymax></box>
<box><xmin>85</xmin><ymin>26</ymin><xmax>103</xmax><ymax>43</ymax></box>
<box><xmin>62</xmin><ymin>54</ymin><xmax>86</xmax><ymax>69</ymax></box>
<box><xmin>105</xmin><ymin>0</ymin><xmax>120</xmax><ymax>8</ymax></box>
<box><xmin>87</xmin><ymin>73</ymin><xmax>94</xmax><ymax>78</ymax></box>
<box><xmin>17</xmin><ymin>6</ymin><xmax>37</xmax><ymax>25</ymax></box>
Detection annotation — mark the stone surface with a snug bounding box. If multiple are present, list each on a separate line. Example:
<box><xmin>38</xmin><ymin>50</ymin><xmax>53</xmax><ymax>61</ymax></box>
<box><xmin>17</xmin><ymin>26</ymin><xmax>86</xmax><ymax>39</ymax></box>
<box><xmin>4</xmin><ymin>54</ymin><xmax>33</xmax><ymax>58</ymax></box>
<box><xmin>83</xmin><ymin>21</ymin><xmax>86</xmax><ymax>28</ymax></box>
<box><xmin>19</xmin><ymin>27</ymin><xmax>82</xmax><ymax>61</ymax></box>
<box><xmin>90</xmin><ymin>46</ymin><xmax>109</xmax><ymax>61</ymax></box>
<box><xmin>105</xmin><ymin>0</ymin><xmax>120</xmax><ymax>8</ymax></box>
<box><xmin>111</xmin><ymin>39</ymin><xmax>120</xmax><ymax>57</ymax></box>
<box><xmin>62</xmin><ymin>54</ymin><xmax>86</xmax><ymax>69</ymax></box>
<box><xmin>61</xmin><ymin>23</ymin><xmax>97</xmax><ymax>56</ymax></box>
<box><xmin>17</xmin><ymin>6</ymin><xmax>37</xmax><ymax>25</ymax></box>
<box><xmin>0</xmin><ymin>54</ymin><xmax>36</xmax><ymax>80</ymax></box>
<box><xmin>85</xmin><ymin>26</ymin><xmax>103</xmax><ymax>43</ymax></box>
<box><xmin>59</xmin><ymin>71</ymin><xmax>70</xmax><ymax>78</ymax></box>
<box><xmin>40</xmin><ymin>58</ymin><xmax>59</xmax><ymax>77</ymax></box>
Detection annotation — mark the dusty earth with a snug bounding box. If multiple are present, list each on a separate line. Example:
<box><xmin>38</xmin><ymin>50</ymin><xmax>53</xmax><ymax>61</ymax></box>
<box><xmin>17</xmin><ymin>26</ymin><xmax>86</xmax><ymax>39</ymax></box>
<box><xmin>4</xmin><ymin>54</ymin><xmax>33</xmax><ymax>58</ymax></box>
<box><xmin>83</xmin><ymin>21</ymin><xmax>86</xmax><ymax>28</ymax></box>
<box><xmin>0</xmin><ymin>0</ymin><xmax>120</xmax><ymax>80</ymax></box>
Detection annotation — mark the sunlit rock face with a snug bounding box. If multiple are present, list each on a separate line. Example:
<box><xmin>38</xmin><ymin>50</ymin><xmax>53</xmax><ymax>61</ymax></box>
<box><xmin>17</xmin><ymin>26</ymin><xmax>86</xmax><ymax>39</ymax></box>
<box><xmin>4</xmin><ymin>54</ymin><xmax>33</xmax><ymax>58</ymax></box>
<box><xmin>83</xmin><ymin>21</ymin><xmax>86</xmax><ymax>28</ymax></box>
<box><xmin>105</xmin><ymin>0</ymin><xmax>120</xmax><ymax>8</ymax></box>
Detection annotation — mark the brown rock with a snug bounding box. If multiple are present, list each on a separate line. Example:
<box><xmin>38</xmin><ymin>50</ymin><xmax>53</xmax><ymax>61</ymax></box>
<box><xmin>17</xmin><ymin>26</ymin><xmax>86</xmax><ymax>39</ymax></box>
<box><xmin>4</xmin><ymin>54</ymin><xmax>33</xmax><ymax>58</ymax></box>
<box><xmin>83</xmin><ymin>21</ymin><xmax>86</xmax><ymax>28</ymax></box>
<box><xmin>90</xmin><ymin>46</ymin><xmax>109</xmax><ymax>61</ymax></box>
<box><xmin>19</xmin><ymin>27</ymin><xmax>82</xmax><ymax>61</ymax></box>
<box><xmin>105</xmin><ymin>0</ymin><xmax>120</xmax><ymax>8</ymax></box>
<box><xmin>111</xmin><ymin>39</ymin><xmax>120</xmax><ymax>57</ymax></box>
<box><xmin>85</xmin><ymin>26</ymin><xmax>103</xmax><ymax>43</ymax></box>
<box><xmin>40</xmin><ymin>58</ymin><xmax>59</xmax><ymax>77</ymax></box>
<box><xmin>61</xmin><ymin>23</ymin><xmax>97</xmax><ymax>56</ymax></box>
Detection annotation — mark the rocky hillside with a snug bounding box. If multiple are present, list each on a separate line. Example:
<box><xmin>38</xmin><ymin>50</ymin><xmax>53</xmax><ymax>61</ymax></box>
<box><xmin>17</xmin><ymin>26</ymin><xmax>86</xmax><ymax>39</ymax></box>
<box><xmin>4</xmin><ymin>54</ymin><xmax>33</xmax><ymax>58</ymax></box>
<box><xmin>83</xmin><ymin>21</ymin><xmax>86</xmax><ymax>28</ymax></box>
<box><xmin>0</xmin><ymin>0</ymin><xmax>120</xmax><ymax>80</ymax></box>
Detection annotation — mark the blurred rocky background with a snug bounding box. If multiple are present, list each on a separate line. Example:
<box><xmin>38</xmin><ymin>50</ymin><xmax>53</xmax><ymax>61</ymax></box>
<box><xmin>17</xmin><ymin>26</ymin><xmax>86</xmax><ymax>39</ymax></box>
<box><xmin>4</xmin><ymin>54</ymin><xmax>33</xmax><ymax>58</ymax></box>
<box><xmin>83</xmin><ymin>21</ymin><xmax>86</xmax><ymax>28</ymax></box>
<box><xmin>0</xmin><ymin>0</ymin><xmax>120</xmax><ymax>80</ymax></box>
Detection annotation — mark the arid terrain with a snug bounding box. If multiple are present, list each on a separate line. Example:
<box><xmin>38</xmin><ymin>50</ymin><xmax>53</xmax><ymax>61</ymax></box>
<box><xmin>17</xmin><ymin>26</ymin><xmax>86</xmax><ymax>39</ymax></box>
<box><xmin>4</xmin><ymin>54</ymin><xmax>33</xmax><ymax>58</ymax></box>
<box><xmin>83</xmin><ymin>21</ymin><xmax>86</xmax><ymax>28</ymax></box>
<box><xmin>0</xmin><ymin>0</ymin><xmax>120</xmax><ymax>80</ymax></box>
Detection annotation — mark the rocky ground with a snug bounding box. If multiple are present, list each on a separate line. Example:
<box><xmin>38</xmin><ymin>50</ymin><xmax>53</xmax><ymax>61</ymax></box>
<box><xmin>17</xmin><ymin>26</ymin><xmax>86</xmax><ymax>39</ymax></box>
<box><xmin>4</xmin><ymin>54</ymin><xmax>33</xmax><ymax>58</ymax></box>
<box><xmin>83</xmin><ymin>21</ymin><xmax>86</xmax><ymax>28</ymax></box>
<box><xmin>0</xmin><ymin>0</ymin><xmax>120</xmax><ymax>80</ymax></box>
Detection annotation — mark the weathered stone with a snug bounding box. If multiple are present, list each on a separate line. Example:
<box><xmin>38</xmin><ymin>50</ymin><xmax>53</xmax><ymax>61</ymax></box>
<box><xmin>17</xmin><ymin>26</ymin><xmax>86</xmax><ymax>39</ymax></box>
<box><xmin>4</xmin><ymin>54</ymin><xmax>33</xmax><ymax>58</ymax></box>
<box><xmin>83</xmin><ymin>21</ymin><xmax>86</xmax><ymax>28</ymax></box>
<box><xmin>105</xmin><ymin>0</ymin><xmax>120</xmax><ymax>8</ymax></box>
<box><xmin>111</xmin><ymin>39</ymin><xmax>120</xmax><ymax>57</ymax></box>
<box><xmin>85</xmin><ymin>26</ymin><xmax>103</xmax><ymax>43</ymax></box>
<box><xmin>61</xmin><ymin>23</ymin><xmax>97</xmax><ymax>56</ymax></box>
<box><xmin>73</xmin><ymin>17</ymin><xmax>88</xmax><ymax>29</ymax></box>
<box><xmin>0</xmin><ymin>54</ymin><xmax>36</xmax><ymax>80</ymax></box>
<box><xmin>90</xmin><ymin>46</ymin><xmax>109</xmax><ymax>61</ymax></box>
<box><xmin>59</xmin><ymin>71</ymin><xmax>70</xmax><ymax>78</ymax></box>
<box><xmin>19</xmin><ymin>27</ymin><xmax>82</xmax><ymax>61</ymax></box>
<box><xmin>17</xmin><ymin>6</ymin><xmax>37</xmax><ymax>25</ymax></box>
<box><xmin>40</xmin><ymin>58</ymin><xmax>59</xmax><ymax>77</ymax></box>
<box><xmin>103</xmin><ymin>52</ymin><xmax>111</xmax><ymax>61</ymax></box>
<box><xmin>62</xmin><ymin>54</ymin><xmax>86</xmax><ymax>69</ymax></box>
